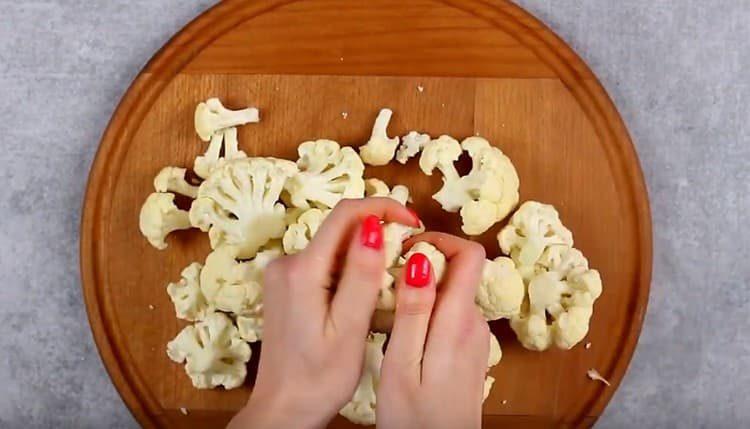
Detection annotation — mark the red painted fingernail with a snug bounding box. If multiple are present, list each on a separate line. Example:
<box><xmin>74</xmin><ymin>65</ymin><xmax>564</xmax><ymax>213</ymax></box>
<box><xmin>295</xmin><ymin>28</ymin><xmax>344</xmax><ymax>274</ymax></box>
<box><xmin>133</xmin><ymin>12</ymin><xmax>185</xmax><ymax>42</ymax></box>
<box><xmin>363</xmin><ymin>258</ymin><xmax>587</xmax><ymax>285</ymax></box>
<box><xmin>407</xmin><ymin>207</ymin><xmax>421</xmax><ymax>226</ymax></box>
<box><xmin>360</xmin><ymin>214</ymin><xmax>383</xmax><ymax>249</ymax></box>
<box><xmin>405</xmin><ymin>253</ymin><xmax>431</xmax><ymax>288</ymax></box>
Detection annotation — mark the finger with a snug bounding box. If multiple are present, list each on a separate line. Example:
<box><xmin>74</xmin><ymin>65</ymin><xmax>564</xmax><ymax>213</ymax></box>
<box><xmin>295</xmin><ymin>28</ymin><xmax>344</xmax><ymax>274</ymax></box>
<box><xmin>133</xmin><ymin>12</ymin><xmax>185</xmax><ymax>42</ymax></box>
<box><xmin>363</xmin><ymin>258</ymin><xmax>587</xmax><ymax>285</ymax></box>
<box><xmin>382</xmin><ymin>252</ymin><xmax>437</xmax><ymax>386</ymax></box>
<box><xmin>329</xmin><ymin>215</ymin><xmax>387</xmax><ymax>335</ymax></box>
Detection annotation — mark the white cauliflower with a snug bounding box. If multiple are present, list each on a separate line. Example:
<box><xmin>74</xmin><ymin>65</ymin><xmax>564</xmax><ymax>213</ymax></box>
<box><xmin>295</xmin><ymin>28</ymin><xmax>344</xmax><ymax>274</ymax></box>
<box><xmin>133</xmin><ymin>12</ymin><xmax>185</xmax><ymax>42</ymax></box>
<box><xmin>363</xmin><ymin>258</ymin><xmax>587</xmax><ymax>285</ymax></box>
<box><xmin>282</xmin><ymin>208</ymin><xmax>329</xmax><ymax>254</ymax></box>
<box><xmin>189</xmin><ymin>157</ymin><xmax>297</xmax><ymax>259</ymax></box>
<box><xmin>483</xmin><ymin>333</ymin><xmax>503</xmax><ymax>402</ymax></box>
<box><xmin>166</xmin><ymin>262</ymin><xmax>210</xmax><ymax>321</ymax></box>
<box><xmin>200</xmin><ymin>245</ymin><xmax>281</xmax><ymax>316</ymax></box>
<box><xmin>510</xmin><ymin>245</ymin><xmax>602</xmax><ymax>351</ymax></box>
<box><xmin>394</xmin><ymin>242</ymin><xmax>447</xmax><ymax>283</ymax></box>
<box><xmin>194</xmin><ymin>98</ymin><xmax>259</xmax><ymax>142</ymax></box>
<box><xmin>139</xmin><ymin>192</ymin><xmax>192</xmax><ymax>250</ymax></box>
<box><xmin>419</xmin><ymin>135</ymin><xmax>463</xmax><ymax>207</ymax></box>
<box><xmin>476</xmin><ymin>257</ymin><xmax>525</xmax><ymax>321</ymax></box>
<box><xmin>167</xmin><ymin>312</ymin><xmax>251</xmax><ymax>389</ymax></box>
<box><xmin>236</xmin><ymin>315</ymin><xmax>263</xmax><ymax>343</ymax></box>
<box><xmin>153</xmin><ymin>166</ymin><xmax>199</xmax><ymax>198</ymax></box>
<box><xmin>194</xmin><ymin>127</ymin><xmax>248</xmax><ymax>179</ymax></box>
<box><xmin>359</xmin><ymin>108</ymin><xmax>400</xmax><ymax>166</ymax></box>
<box><xmin>285</xmin><ymin>140</ymin><xmax>365</xmax><ymax>209</ymax></box>
<box><xmin>396</xmin><ymin>131</ymin><xmax>430</xmax><ymax>164</ymax></box>
<box><xmin>498</xmin><ymin>201</ymin><xmax>574</xmax><ymax>274</ymax></box>
<box><xmin>339</xmin><ymin>332</ymin><xmax>386</xmax><ymax>426</ymax></box>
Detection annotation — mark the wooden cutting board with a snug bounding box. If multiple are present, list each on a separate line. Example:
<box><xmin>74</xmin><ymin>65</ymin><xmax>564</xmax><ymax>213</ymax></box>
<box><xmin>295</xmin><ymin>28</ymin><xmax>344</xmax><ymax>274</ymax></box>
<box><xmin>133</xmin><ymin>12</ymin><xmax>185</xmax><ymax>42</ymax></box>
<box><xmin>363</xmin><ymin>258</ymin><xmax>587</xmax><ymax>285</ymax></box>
<box><xmin>80</xmin><ymin>0</ymin><xmax>652</xmax><ymax>427</ymax></box>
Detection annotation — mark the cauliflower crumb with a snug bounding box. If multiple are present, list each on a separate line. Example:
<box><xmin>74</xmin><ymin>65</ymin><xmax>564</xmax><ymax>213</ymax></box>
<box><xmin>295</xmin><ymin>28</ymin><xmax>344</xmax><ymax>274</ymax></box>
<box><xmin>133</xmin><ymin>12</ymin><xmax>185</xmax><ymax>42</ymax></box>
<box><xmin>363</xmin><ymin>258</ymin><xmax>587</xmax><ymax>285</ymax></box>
<box><xmin>341</xmin><ymin>112</ymin><xmax>348</xmax><ymax>119</ymax></box>
<box><xmin>179</xmin><ymin>407</ymin><xmax>188</xmax><ymax>415</ymax></box>
<box><xmin>441</xmin><ymin>103</ymin><xmax>445</xmax><ymax>108</ymax></box>
<box><xmin>417</xmin><ymin>85</ymin><xmax>424</xmax><ymax>93</ymax></box>
<box><xmin>148</xmin><ymin>304</ymin><xmax>155</xmax><ymax>310</ymax></box>
<box><xmin>587</xmin><ymin>369</ymin><xmax>610</xmax><ymax>386</ymax></box>
<box><xmin>340</xmin><ymin>57</ymin><xmax>344</xmax><ymax>61</ymax></box>
<box><xmin>585</xmin><ymin>342</ymin><xmax>592</xmax><ymax>349</ymax></box>
<box><xmin>501</xmin><ymin>400</ymin><xmax>508</xmax><ymax>405</ymax></box>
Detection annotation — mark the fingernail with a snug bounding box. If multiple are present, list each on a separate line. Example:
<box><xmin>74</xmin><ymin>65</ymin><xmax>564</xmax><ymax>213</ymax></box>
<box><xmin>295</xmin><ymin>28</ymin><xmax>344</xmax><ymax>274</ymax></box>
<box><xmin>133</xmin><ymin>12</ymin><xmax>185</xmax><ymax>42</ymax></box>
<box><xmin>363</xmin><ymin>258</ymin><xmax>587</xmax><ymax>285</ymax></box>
<box><xmin>360</xmin><ymin>214</ymin><xmax>383</xmax><ymax>249</ymax></box>
<box><xmin>405</xmin><ymin>252</ymin><xmax>431</xmax><ymax>287</ymax></box>
<box><xmin>407</xmin><ymin>208</ymin><xmax>421</xmax><ymax>226</ymax></box>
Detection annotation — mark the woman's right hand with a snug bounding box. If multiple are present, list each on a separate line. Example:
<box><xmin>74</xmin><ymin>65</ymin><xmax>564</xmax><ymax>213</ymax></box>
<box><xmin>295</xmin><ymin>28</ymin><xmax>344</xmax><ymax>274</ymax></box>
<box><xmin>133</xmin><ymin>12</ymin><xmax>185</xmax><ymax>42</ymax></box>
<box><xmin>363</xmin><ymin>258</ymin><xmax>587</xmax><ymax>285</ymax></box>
<box><xmin>377</xmin><ymin>232</ymin><xmax>490</xmax><ymax>429</ymax></box>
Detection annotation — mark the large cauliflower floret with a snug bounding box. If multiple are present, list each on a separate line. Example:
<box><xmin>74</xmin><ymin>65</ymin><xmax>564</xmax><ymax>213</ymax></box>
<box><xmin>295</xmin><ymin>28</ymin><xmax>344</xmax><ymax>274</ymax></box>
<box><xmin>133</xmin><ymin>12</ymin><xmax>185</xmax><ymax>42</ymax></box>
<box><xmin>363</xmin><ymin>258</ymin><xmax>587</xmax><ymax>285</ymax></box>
<box><xmin>154</xmin><ymin>166</ymin><xmax>199</xmax><ymax>198</ymax></box>
<box><xmin>189</xmin><ymin>157</ymin><xmax>297</xmax><ymax>259</ymax></box>
<box><xmin>285</xmin><ymin>140</ymin><xmax>365</xmax><ymax>209</ymax></box>
<box><xmin>200</xmin><ymin>245</ymin><xmax>281</xmax><ymax>317</ymax></box>
<box><xmin>339</xmin><ymin>332</ymin><xmax>386</xmax><ymax>426</ymax></box>
<box><xmin>194</xmin><ymin>98</ymin><xmax>259</xmax><ymax>142</ymax></box>
<box><xmin>282</xmin><ymin>208</ymin><xmax>329</xmax><ymax>254</ymax></box>
<box><xmin>476</xmin><ymin>257</ymin><xmax>525</xmax><ymax>321</ymax></box>
<box><xmin>194</xmin><ymin>127</ymin><xmax>248</xmax><ymax>179</ymax></box>
<box><xmin>139</xmin><ymin>192</ymin><xmax>192</xmax><ymax>250</ymax></box>
<box><xmin>396</xmin><ymin>131</ymin><xmax>430</xmax><ymax>164</ymax></box>
<box><xmin>166</xmin><ymin>312</ymin><xmax>251</xmax><ymax>389</ymax></box>
<box><xmin>498</xmin><ymin>201</ymin><xmax>574</xmax><ymax>274</ymax></box>
<box><xmin>510</xmin><ymin>245</ymin><xmax>602</xmax><ymax>351</ymax></box>
<box><xmin>419</xmin><ymin>135</ymin><xmax>464</xmax><ymax>207</ymax></box>
<box><xmin>359</xmin><ymin>108</ymin><xmax>400</xmax><ymax>166</ymax></box>
<box><xmin>166</xmin><ymin>262</ymin><xmax>210</xmax><ymax>321</ymax></box>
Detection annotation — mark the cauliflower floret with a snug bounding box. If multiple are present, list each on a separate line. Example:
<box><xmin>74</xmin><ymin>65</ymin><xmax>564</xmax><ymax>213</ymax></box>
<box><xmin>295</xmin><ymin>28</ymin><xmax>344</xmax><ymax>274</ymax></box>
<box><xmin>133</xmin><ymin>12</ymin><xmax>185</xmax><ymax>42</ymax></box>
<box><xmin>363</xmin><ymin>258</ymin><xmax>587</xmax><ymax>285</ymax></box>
<box><xmin>419</xmin><ymin>135</ymin><xmax>464</xmax><ymax>207</ymax></box>
<box><xmin>139</xmin><ymin>192</ymin><xmax>192</xmax><ymax>250</ymax></box>
<box><xmin>167</xmin><ymin>312</ymin><xmax>251</xmax><ymax>389</ymax></box>
<box><xmin>359</xmin><ymin>108</ymin><xmax>400</xmax><ymax>166</ymax></box>
<box><xmin>153</xmin><ymin>167</ymin><xmax>199</xmax><ymax>198</ymax></box>
<box><xmin>282</xmin><ymin>208</ymin><xmax>329</xmax><ymax>254</ymax></box>
<box><xmin>166</xmin><ymin>262</ymin><xmax>210</xmax><ymax>321</ymax></box>
<box><xmin>236</xmin><ymin>315</ymin><xmax>263</xmax><ymax>343</ymax></box>
<box><xmin>189</xmin><ymin>157</ymin><xmax>297</xmax><ymax>259</ymax></box>
<box><xmin>396</xmin><ymin>131</ymin><xmax>430</xmax><ymax>164</ymax></box>
<box><xmin>285</xmin><ymin>140</ymin><xmax>365</xmax><ymax>209</ymax></box>
<box><xmin>497</xmin><ymin>201</ymin><xmax>574</xmax><ymax>272</ymax></box>
<box><xmin>200</xmin><ymin>245</ymin><xmax>281</xmax><ymax>316</ymax></box>
<box><xmin>194</xmin><ymin>127</ymin><xmax>248</xmax><ymax>179</ymax></box>
<box><xmin>510</xmin><ymin>245</ymin><xmax>602</xmax><ymax>351</ymax></box>
<box><xmin>339</xmin><ymin>332</ymin><xmax>386</xmax><ymax>426</ymax></box>
<box><xmin>194</xmin><ymin>98</ymin><xmax>259</xmax><ymax>142</ymax></box>
<box><xmin>476</xmin><ymin>257</ymin><xmax>525</xmax><ymax>321</ymax></box>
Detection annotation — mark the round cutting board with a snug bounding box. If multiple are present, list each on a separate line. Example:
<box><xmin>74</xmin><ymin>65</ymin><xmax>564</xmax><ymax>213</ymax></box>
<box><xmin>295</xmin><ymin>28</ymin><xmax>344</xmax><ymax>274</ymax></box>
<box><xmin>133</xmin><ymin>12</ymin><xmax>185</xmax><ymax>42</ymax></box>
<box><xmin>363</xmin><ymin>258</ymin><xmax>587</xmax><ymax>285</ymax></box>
<box><xmin>80</xmin><ymin>0</ymin><xmax>652</xmax><ymax>427</ymax></box>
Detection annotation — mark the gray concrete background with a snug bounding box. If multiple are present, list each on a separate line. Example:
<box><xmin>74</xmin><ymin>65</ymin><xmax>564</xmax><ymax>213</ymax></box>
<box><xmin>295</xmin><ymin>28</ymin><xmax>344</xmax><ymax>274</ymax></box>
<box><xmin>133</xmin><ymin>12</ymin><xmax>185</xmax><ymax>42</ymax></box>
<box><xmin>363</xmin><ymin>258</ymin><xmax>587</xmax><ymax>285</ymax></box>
<box><xmin>0</xmin><ymin>1</ymin><xmax>747</xmax><ymax>427</ymax></box>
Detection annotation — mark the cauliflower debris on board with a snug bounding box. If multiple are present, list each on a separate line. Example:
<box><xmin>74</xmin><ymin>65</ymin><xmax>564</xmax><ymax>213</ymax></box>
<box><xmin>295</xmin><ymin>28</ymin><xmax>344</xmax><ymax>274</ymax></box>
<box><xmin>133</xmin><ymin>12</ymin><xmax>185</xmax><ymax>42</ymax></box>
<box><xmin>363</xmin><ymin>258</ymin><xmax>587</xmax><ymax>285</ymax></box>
<box><xmin>285</xmin><ymin>140</ymin><xmax>365</xmax><ymax>209</ymax></box>
<box><xmin>359</xmin><ymin>108</ymin><xmax>400</xmax><ymax>166</ymax></box>
<box><xmin>476</xmin><ymin>257</ymin><xmax>525</xmax><ymax>321</ymax></box>
<box><xmin>166</xmin><ymin>312</ymin><xmax>251</xmax><ymax>389</ymax></box>
<box><xmin>282</xmin><ymin>208</ymin><xmax>329</xmax><ymax>254</ymax></box>
<box><xmin>339</xmin><ymin>333</ymin><xmax>386</xmax><ymax>425</ymax></box>
<box><xmin>139</xmin><ymin>192</ymin><xmax>192</xmax><ymax>250</ymax></box>
<box><xmin>510</xmin><ymin>245</ymin><xmax>602</xmax><ymax>351</ymax></box>
<box><xmin>194</xmin><ymin>127</ymin><xmax>249</xmax><ymax>179</ymax></box>
<box><xmin>587</xmin><ymin>368</ymin><xmax>611</xmax><ymax>386</ymax></box>
<box><xmin>395</xmin><ymin>131</ymin><xmax>430</xmax><ymax>164</ymax></box>
<box><xmin>154</xmin><ymin>167</ymin><xmax>199</xmax><ymax>198</ymax></box>
<box><xmin>194</xmin><ymin>98</ymin><xmax>259</xmax><ymax>142</ymax></box>
<box><xmin>498</xmin><ymin>201</ymin><xmax>574</xmax><ymax>273</ymax></box>
<box><xmin>189</xmin><ymin>157</ymin><xmax>297</xmax><ymax>259</ymax></box>
<box><xmin>166</xmin><ymin>262</ymin><xmax>209</xmax><ymax>321</ymax></box>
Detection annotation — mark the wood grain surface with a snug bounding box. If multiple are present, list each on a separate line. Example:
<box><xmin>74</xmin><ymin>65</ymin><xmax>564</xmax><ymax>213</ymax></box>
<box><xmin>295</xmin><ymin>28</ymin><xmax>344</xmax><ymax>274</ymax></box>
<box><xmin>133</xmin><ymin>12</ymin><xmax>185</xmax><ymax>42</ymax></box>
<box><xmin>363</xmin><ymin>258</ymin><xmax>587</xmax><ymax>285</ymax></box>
<box><xmin>80</xmin><ymin>1</ymin><xmax>652</xmax><ymax>428</ymax></box>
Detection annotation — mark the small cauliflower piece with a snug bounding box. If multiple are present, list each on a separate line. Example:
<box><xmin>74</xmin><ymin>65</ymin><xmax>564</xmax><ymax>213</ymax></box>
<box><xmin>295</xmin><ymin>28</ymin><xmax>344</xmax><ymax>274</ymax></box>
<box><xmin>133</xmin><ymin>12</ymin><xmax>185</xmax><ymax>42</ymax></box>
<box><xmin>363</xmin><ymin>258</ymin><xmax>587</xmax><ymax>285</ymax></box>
<box><xmin>194</xmin><ymin>127</ymin><xmax>248</xmax><ymax>179</ymax></box>
<box><xmin>153</xmin><ymin>167</ymin><xmax>199</xmax><ymax>198</ymax></box>
<box><xmin>483</xmin><ymin>333</ymin><xmax>503</xmax><ymax>402</ymax></box>
<box><xmin>497</xmin><ymin>201</ymin><xmax>574</xmax><ymax>271</ymax></box>
<box><xmin>282</xmin><ymin>208</ymin><xmax>329</xmax><ymax>254</ymax></box>
<box><xmin>166</xmin><ymin>262</ymin><xmax>210</xmax><ymax>321</ymax></box>
<box><xmin>189</xmin><ymin>157</ymin><xmax>297</xmax><ymax>258</ymax></box>
<box><xmin>587</xmin><ymin>368</ymin><xmax>611</xmax><ymax>386</ymax></box>
<box><xmin>167</xmin><ymin>312</ymin><xmax>251</xmax><ymax>389</ymax></box>
<box><xmin>476</xmin><ymin>257</ymin><xmax>525</xmax><ymax>321</ymax></box>
<box><xmin>139</xmin><ymin>192</ymin><xmax>192</xmax><ymax>250</ymax></box>
<box><xmin>419</xmin><ymin>135</ymin><xmax>464</xmax><ymax>209</ymax></box>
<box><xmin>483</xmin><ymin>376</ymin><xmax>496</xmax><ymax>401</ymax></box>
<box><xmin>236</xmin><ymin>315</ymin><xmax>263</xmax><ymax>343</ymax></box>
<box><xmin>396</xmin><ymin>131</ymin><xmax>430</xmax><ymax>164</ymax></box>
<box><xmin>194</xmin><ymin>98</ymin><xmax>259</xmax><ymax>142</ymax></box>
<box><xmin>510</xmin><ymin>245</ymin><xmax>602</xmax><ymax>351</ymax></box>
<box><xmin>339</xmin><ymin>333</ymin><xmax>386</xmax><ymax>426</ymax></box>
<box><xmin>395</xmin><ymin>242</ymin><xmax>447</xmax><ymax>283</ymax></box>
<box><xmin>365</xmin><ymin>179</ymin><xmax>423</xmax><ymax>267</ymax></box>
<box><xmin>285</xmin><ymin>140</ymin><xmax>365</xmax><ymax>209</ymax></box>
<box><xmin>359</xmin><ymin>108</ymin><xmax>400</xmax><ymax>166</ymax></box>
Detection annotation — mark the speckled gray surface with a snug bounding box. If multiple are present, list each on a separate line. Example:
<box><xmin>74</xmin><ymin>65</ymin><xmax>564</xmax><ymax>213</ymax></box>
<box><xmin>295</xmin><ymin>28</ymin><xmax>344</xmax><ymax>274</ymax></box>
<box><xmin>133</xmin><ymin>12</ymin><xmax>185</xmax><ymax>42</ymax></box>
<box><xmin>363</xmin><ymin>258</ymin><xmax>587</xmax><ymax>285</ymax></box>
<box><xmin>0</xmin><ymin>1</ymin><xmax>747</xmax><ymax>428</ymax></box>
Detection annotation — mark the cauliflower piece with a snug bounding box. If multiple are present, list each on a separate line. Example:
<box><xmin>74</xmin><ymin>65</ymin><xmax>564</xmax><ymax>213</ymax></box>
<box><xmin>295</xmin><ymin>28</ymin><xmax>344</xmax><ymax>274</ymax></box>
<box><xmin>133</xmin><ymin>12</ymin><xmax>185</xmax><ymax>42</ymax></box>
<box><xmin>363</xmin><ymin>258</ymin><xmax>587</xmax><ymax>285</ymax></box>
<box><xmin>194</xmin><ymin>98</ymin><xmax>259</xmax><ymax>142</ymax></box>
<box><xmin>497</xmin><ymin>201</ymin><xmax>574</xmax><ymax>271</ymax></box>
<box><xmin>396</xmin><ymin>131</ymin><xmax>430</xmax><ymax>164</ymax></box>
<box><xmin>139</xmin><ymin>192</ymin><xmax>192</xmax><ymax>250</ymax></box>
<box><xmin>166</xmin><ymin>262</ymin><xmax>210</xmax><ymax>321</ymax></box>
<box><xmin>476</xmin><ymin>257</ymin><xmax>525</xmax><ymax>321</ymax></box>
<box><xmin>200</xmin><ymin>245</ymin><xmax>281</xmax><ymax>316</ymax></box>
<box><xmin>510</xmin><ymin>245</ymin><xmax>602</xmax><ymax>351</ymax></box>
<box><xmin>339</xmin><ymin>332</ymin><xmax>386</xmax><ymax>426</ymax></box>
<box><xmin>189</xmin><ymin>157</ymin><xmax>297</xmax><ymax>258</ymax></box>
<box><xmin>285</xmin><ymin>140</ymin><xmax>365</xmax><ymax>209</ymax></box>
<box><xmin>194</xmin><ymin>127</ymin><xmax>248</xmax><ymax>179</ymax></box>
<box><xmin>419</xmin><ymin>135</ymin><xmax>464</xmax><ymax>210</ymax></box>
<box><xmin>282</xmin><ymin>208</ymin><xmax>329</xmax><ymax>254</ymax></box>
<box><xmin>236</xmin><ymin>315</ymin><xmax>263</xmax><ymax>343</ymax></box>
<box><xmin>359</xmin><ymin>108</ymin><xmax>400</xmax><ymax>166</ymax></box>
<box><xmin>153</xmin><ymin>166</ymin><xmax>199</xmax><ymax>198</ymax></box>
<box><xmin>483</xmin><ymin>333</ymin><xmax>502</xmax><ymax>402</ymax></box>
<box><xmin>393</xmin><ymin>242</ymin><xmax>447</xmax><ymax>283</ymax></box>
<box><xmin>166</xmin><ymin>312</ymin><xmax>251</xmax><ymax>389</ymax></box>
<box><xmin>483</xmin><ymin>376</ymin><xmax>496</xmax><ymax>401</ymax></box>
